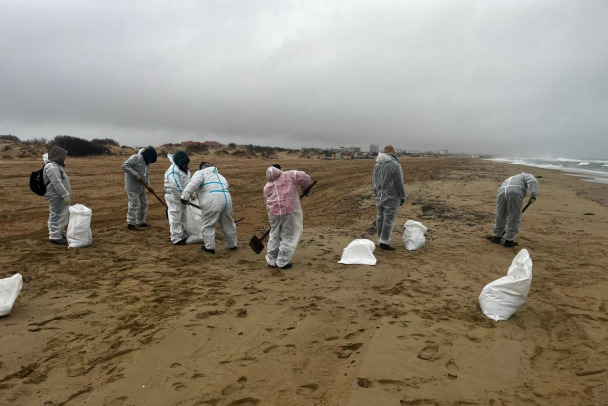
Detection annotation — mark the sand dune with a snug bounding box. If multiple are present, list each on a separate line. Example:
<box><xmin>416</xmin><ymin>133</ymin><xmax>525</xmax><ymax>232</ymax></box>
<box><xmin>1</xmin><ymin>154</ymin><xmax>607</xmax><ymax>405</ymax></box>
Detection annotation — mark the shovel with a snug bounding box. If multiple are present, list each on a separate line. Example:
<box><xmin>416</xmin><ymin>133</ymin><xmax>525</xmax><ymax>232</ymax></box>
<box><xmin>143</xmin><ymin>183</ymin><xmax>168</xmax><ymax>210</ymax></box>
<box><xmin>249</xmin><ymin>180</ymin><xmax>317</xmax><ymax>254</ymax></box>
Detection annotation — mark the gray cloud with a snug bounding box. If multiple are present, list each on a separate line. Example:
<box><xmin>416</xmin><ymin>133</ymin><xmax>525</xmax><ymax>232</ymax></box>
<box><xmin>1</xmin><ymin>0</ymin><xmax>607</xmax><ymax>157</ymax></box>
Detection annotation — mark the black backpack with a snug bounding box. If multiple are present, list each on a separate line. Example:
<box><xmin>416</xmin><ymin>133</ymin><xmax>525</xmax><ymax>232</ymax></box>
<box><xmin>30</xmin><ymin>164</ymin><xmax>49</xmax><ymax>196</ymax></box>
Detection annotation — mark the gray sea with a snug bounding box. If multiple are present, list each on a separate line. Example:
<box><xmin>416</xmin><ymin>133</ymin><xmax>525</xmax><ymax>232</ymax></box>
<box><xmin>486</xmin><ymin>157</ymin><xmax>608</xmax><ymax>184</ymax></box>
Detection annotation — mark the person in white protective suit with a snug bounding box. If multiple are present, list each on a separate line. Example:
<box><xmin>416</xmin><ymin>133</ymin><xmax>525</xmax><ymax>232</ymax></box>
<box><xmin>164</xmin><ymin>151</ymin><xmax>191</xmax><ymax>245</ymax></box>
<box><xmin>263</xmin><ymin>164</ymin><xmax>312</xmax><ymax>269</ymax></box>
<box><xmin>122</xmin><ymin>147</ymin><xmax>157</xmax><ymax>230</ymax></box>
<box><xmin>43</xmin><ymin>146</ymin><xmax>71</xmax><ymax>244</ymax></box>
<box><xmin>372</xmin><ymin>145</ymin><xmax>406</xmax><ymax>250</ymax></box>
<box><xmin>491</xmin><ymin>173</ymin><xmax>538</xmax><ymax>247</ymax></box>
<box><xmin>180</xmin><ymin>162</ymin><xmax>238</xmax><ymax>254</ymax></box>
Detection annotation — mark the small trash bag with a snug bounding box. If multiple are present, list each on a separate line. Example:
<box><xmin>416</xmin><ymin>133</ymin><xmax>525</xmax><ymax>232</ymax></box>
<box><xmin>185</xmin><ymin>204</ymin><xmax>204</xmax><ymax>244</ymax></box>
<box><xmin>339</xmin><ymin>239</ymin><xmax>377</xmax><ymax>265</ymax></box>
<box><xmin>0</xmin><ymin>273</ymin><xmax>23</xmax><ymax>317</ymax></box>
<box><xmin>479</xmin><ymin>249</ymin><xmax>533</xmax><ymax>321</ymax></box>
<box><xmin>403</xmin><ymin>220</ymin><xmax>427</xmax><ymax>251</ymax></box>
<box><xmin>67</xmin><ymin>204</ymin><xmax>93</xmax><ymax>248</ymax></box>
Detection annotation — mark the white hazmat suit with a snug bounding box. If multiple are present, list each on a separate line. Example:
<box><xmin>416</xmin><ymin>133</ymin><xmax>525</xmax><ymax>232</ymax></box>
<box><xmin>493</xmin><ymin>173</ymin><xmax>538</xmax><ymax>241</ymax></box>
<box><xmin>122</xmin><ymin>148</ymin><xmax>156</xmax><ymax>226</ymax></box>
<box><xmin>43</xmin><ymin>147</ymin><xmax>71</xmax><ymax>242</ymax></box>
<box><xmin>164</xmin><ymin>154</ymin><xmax>191</xmax><ymax>244</ymax></box>
<box><xmin>372</xmin><ymin>153</ymin><xmax>406</xmax><ymax>246</ymax></box>
<box><xmin>263</xmin><ymin>166</ymin><xmax>312</xmax><ymax>268</ymax></box>
<box><xmin>181</xmin><ymin>166</ymin><xmax>237</xmax><ymax>251</ymax></box>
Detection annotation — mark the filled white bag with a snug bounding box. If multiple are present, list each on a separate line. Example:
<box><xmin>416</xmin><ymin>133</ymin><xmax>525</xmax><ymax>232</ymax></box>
<box><xmin>0</xmin><ymin>273</ymin><xmax>23</xmax><ymax>317</ymax></box>
<box><xmin>185</xmin><ymin>204</ymin><xmax>204</xmax><ymax>244</ymax></box>
<box><xmin>403</xmin><ymin>220</ymin><xmax>427</xmax><ymax>251</ymax></box>
<box><xmin>479</xmin><ymin>249</ymin><xmax>533</xmax><ymax>321</ymax></box>
<box><xmin>67</xmin><ymin>204</ymin><xmax>93</xmax><ymax>248</ymax></box>
<box><xmin>339</xmin><ymin>239</ymin><xmax>377</xmax><ymax>265</ymax></box>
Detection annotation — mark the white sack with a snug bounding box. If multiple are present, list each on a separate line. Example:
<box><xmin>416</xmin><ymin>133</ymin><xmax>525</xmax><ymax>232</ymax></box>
<box><xmin>403</xmin><ymin>220</ymin><xmax>428</xmax><ymax>251</ymax></box>
<box><xmin>339</xmin><ymin>239</ymin><xmax>377</xmax><ymax>265</ymax></box>
<box><xmin>0</xmin><ymin>273</ymin><xmax>23</xmax><ymax>317</ymax></box>
<box><xmin>185</xmin><ymin>204</ymin><xmax>204</xmax><ymax>244</ymax></box>
<box><xmin>479</xmin><ymin>249</ymin><xmax>533</xmax><ymax>321</ymax></box>
<box><xmin>67</xmin><ymin>204</ymin><xmax>93</xmax><ymax>248</ymax></box>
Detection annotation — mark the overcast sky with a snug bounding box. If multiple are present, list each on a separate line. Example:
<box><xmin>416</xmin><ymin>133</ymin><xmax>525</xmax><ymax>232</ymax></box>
<box><xmin>1</xmin><ymin>1</ymin><xmax>607</xmax><ymax>157</ymax></box>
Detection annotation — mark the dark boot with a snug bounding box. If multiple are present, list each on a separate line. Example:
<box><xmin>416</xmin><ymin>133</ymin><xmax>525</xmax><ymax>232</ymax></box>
<box><xmin>138</xmin><ymin>223</ymin><xmax>151</xmax><ymax>228</ymax></box>
<box><xmin>50</xmin><ymin>239</ymin><xmax>66</xmax><ymax>245</ymax></box>
<box><xmin>127</xmin><ymin>224</ymin><xmax>141</xmax><ymax>231</ymax></box>
<box><xmin>279</xmin><ymin>263</ymin><xmax>293</xmax><ymax>270</ymax></box>
<box><xmin>174</xmin><ymin>238</ymin><xmax>187</xmax><ymax>245</ymax></box>
<box><xmin>490</xmin><ymin>236</ymin><xmax>502</xmax><ymax>244</ymax></box>
<box><xmin>504</xmin><ymin>240</ymin><xmax>518</xmax><ymax>247</ymax></box>
<box><xmin>201</xmin><ymin>246</ymin><xmax>215</xmax><ymax>254</ymax></box>
<box><xmin>379</xmin><ymin>243</ymin><xmax>396</xmax><ymax>251</ymax></box>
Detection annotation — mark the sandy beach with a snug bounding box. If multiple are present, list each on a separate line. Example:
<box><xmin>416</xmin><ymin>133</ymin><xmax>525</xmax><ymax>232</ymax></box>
<box><xmin>1</xmin><ymin>150</ymin><xmax>607</xmax><ymax>406</ymax></box>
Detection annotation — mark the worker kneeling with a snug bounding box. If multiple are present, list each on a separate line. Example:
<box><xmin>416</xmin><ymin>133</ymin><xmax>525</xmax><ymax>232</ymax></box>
<box><xmin>181</xmin><ymin>162</ymin><xmax>237</xmax><ymax>254</ymax></box>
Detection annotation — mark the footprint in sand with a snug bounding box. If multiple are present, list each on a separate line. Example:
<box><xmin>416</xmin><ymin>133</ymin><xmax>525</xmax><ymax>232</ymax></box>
<box><xmin>417</xmin><ymin>345</ymin><xmax>440</xmax><ymax>361</ymax></box>
<box><xmin>227</xmin><ymin>398</ymin><xmax>260</xmax><ymax>406</ymax></box>
<box><xmin>446</xmin><ymin>359</ymin><xmax>459</xmax><ymax>379</ymax></box>
<box><xmin>221</xmin><ymin>376</ymin><xmax>247</xmax><ymax>396</ymax></box>
<box><xmin>66</xmin><ymin>355</ymin><xmax>86</xmax><ymax>377</ymax></box>
<box><xmin>173</xmin><ymin>381</ymin><xmax>187</xmax><ymax>391</ymax></box>
<box><xmin>222</xmin><ymin>383</ymin><xmax>240</xmax><ymax>396</ymax></box>
<box><xmin>106</xmin><ymin>396</ymin><xmax>128</xmax><ymax>406</ymax></box>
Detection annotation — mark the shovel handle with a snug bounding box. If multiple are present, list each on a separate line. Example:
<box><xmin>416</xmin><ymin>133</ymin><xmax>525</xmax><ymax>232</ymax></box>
<box><xmin>500</xmin><ymin>199</ymin><xmax>533</xmax><ymax>237</ymax></box>
<box><xmin>143</xmin><ymin>183</ymin><xmax>168</xmax><ymax>210</ymax></box>
<box><xmin>300</xmin><ymin>180</ymin><xmax>317</xmax><ymax>199</ymax></box>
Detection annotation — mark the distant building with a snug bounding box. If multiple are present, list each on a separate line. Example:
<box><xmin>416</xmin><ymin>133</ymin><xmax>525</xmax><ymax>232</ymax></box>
<box><xmin>370</xmin><ymin>144</ymin><xmax>379</xmax><ymax>154</ymax></box>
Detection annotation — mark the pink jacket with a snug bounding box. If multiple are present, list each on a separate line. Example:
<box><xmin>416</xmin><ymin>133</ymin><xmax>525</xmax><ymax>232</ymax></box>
<box><xmin>264</xmin><ymin>167</ymin><xmax>312</xmax><ymax>216</ymax></box>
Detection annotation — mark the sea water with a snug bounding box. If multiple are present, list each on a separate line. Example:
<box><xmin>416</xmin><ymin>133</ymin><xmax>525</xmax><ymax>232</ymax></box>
<box><xmin>486</xmin><ymin>157</ymin><xmax>608</xmax><ymax>184</ymax></box>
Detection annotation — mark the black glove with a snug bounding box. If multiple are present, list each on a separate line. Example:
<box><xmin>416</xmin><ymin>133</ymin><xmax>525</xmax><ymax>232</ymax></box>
<box><xmin>180</xmin><ymin>198</ymin><xmax>188</xmax><ymax>206</ymax></box>
<box><xmin>400</xmin><ymin>198</ymin><xmax>405</xmax><ymax>207</ymax></box>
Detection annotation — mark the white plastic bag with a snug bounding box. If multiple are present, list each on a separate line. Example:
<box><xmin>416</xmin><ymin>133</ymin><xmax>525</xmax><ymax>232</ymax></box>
<box><xmin>67</xmin><ymin>204</ymin><xmax>93</xmax><ymax>248</ymax></box>
<box><xmin>339</xmin><ymin>239</ymin><xmax>377</xmax><ymax>265</ymax></box>
<box><xmin>185</xmin><ymin>204</ymin><xmax>204</xmax><ymax>244</ymax></box>
<box><xmin>403</xmin><ymin>220</ymin><xmax>427</xmax><ymax>251</ymax></box>
<box><xmin>479</xmin><ymin>249</ymin><xmax>533</xmax><ymax>321</ymax></box>
<box><xmin>0</xmin><ymin>273</ymin><xmax>23</xmax><ymax>317</ymax></box>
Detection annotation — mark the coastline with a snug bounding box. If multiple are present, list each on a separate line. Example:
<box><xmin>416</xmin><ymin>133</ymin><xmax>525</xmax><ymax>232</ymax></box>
<box><xmin>0</xmin><ymin>155</ymin><xmax>607</xmax><ymax>405</ymax></box>
<box><xmin>485</xmin><ymin>157</ymin><xmax>608</xmax><ymax>185</ymax></box>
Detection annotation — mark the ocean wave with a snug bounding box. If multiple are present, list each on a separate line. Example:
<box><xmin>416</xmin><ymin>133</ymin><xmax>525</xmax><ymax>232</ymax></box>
<box><xmin>578</xmin><ymin>162</ymin><xmax>590</xmax><ymax>166</ymax></box>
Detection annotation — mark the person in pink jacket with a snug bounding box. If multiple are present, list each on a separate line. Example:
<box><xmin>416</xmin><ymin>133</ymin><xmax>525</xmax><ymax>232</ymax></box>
<box><xmin>264</xmin><ymin>164</ymin><xmax>312</xmax><ymax>269</ymax></box>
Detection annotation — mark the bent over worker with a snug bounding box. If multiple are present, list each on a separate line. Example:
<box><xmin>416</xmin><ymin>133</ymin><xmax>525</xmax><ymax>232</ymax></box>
<box><xmin>263</xmin><ymin>164</ymin><xmax>312</xmax><ymax>270</ymax></box>
<box><xmin>180</xmin><ymin>162</ymin><xmax>237</xmax><ymax>254</ymax></box>
<box><xmin>491</xmin><ymin>173</ymin><xmax>538</xmax><ymax>247</ymax></box>
<box><xmin>43</xmin><ymin>146</ymin><xmax>71</xmax><ymax>245</ymax></box>
<box><xmin>122</xmin><ymin>147</ymin><xmax>157</xmax><ymax>230</ymax></box>
<box><xmin>164</xmin><ymin>151</ymin><xmax>190</xmax><ymax>245</ymax></box>
<box><xmin>373</xmin><ymin>145</ymin><xmax>406</xmax><ymax>250</ymax></box>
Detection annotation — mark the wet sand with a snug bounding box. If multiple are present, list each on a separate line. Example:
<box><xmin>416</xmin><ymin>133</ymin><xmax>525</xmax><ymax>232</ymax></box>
<box><xmin>1</xmin><ymin>152</ymin><xmax>607</xmax><ymax>405</ymax></box>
